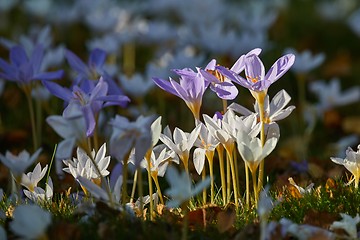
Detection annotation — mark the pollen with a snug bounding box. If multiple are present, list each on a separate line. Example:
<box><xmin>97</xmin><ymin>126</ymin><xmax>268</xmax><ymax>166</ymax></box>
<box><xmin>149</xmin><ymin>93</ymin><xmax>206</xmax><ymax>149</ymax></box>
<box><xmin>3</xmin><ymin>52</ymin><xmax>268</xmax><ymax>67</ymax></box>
<box><xmin>207</xmin><ymin>69</ymin><xmax>225</xmax><ymax>82</ymax></box>
<box><xmin>247</xmin><ymin>76</ymin><xmax>259</xmax><ymax>83</ymax></box>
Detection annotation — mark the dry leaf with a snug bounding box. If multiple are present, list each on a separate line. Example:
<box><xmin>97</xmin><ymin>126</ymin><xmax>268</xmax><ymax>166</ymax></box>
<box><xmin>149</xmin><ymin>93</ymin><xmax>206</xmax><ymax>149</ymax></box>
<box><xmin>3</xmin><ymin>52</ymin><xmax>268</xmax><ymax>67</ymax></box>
<box><xmin>216</xmin><ymin>205</ymin><xmax>236</xmax><ymax>233</ymax></box>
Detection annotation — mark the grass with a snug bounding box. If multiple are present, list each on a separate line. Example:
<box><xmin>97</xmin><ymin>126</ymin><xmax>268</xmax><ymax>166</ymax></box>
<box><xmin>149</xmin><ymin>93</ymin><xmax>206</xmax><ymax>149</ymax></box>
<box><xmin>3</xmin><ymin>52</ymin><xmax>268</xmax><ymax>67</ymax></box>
<box><xmin>2</xmin><ymin>177</ymin><xmax>360</xmax><ymax>239</ymax></box>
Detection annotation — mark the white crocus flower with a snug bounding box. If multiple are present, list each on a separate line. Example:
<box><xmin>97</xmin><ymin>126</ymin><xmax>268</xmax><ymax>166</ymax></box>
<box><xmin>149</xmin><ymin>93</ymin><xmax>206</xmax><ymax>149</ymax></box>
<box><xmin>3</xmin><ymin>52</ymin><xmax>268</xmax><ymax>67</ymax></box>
<box><xmin>309</xmin><ymin>78</ymin><xmax>360</xmax><ymax>116</ymax></box>
<box><xmin>285</xmin><ymin>48</ymin><xmax>325</xmax><ymax>74</ymax></box>
<box><xmin>193</xmin><ymin>123</ymin><xmax>219</xmax><ymax>174</ymax></box>
<box><xmin>77</xmin><ymin>173</ymin><xmax>123</xmax><ymax>205</ymax></box>
<box><xmin>119</xmin><ymin>73</ymin><xmax>154</xmax><ymax>98</ymax></box>
<box><xmin>109</xmin><ymin>114</ymin><xmax>155</xmax><ymax>166</ymax></box>
<box><xmin>229</xmin><ymin>89</ymin><xmax>295</xmax><ymax>124</ymax></box>
<box><xmin>159</xmin><ymin>124</ymin><xmax>201</xmax><ymax>171</ymax></box>
<box><xmin>21</xmin><ymin>163</ymin><xmax>48</xmax><ymax>192</ymax></box>
<box><xmin>331</xmin><ymin>144</ymin><xmax>360</xmax><ymax>188</ymax></box>
<box><xmin>165</xmin><ymin>166</ymin><xmax>210</xmax><ymax>208</ymax></box>
<box><xmin>0</xmin><ymin>148</ymin><xmax>42</xmax><ymax>178</ymax></box>
<box><xmin>288</xmin><ymin>177</ymin><xmax>314</xmax><ymax>195</ymax></box>
<box><xmin>10</xmin><ymin>204</ymin><xmax>51</xmax><ymax>240</ymax></box>
<box><xmin>63</xmin><ymin>143</ymin><xmax>111</xmax><ymax>180</ymax></box>
<box><xmin>236</xmin><ymin>123</ymin><xmax>280</xmax><ymax>174</ymax></box>
<box><xmin>24</xmin><ymin>177</ymin><xmax>53</xmax><ymax>202</ymax></box>
<box><xmin>330</xmin><ymin>213</ymin><xmax>360</xmax><ymax>239</ymax></box>
<box><xmin>140</xmin><ymin>145</ymin><xmax>177</xmax><ymax>178</ymax></box>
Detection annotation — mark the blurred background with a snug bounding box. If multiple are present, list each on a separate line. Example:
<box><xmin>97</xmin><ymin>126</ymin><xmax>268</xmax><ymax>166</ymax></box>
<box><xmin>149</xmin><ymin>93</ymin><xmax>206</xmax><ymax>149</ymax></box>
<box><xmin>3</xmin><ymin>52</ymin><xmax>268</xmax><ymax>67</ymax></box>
<box><xmin>0</xmin><ymin>0</ymin><xmax>359</xmax><ymax>189</ymax></box>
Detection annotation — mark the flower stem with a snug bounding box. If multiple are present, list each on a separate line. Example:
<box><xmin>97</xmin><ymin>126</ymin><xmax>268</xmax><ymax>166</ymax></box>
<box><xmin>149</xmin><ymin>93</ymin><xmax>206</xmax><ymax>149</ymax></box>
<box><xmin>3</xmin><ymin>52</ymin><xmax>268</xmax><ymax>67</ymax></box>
<box><xmin>206</xmin><ymin>151</ymin><xmax>215</xmax><ymax>204</ymax></box>
<box><xmin>153</xmin><ymin>175</ymin><xmax>164</xmax><ymax>205</ymax></box>
<box><xmin>202</xmin><ymin>167</ymin><xmax>207</xmax><ymax>205</ymax></box>
<box><xmin>257</xmin><ymin>99</ymin><xmax>266</xmax><ymax>194</ymax></box>
<box><xmin>252</xmin><ymin>170</ymin><xmax>258</xmax><ymax>206</ymax></box>
<box><xmin>146</xmin><ymin>152</ymin><xmax>154</xmax><ymax>221</ymax></box>
<box><xmin>137</xmin><ymin>167</ymin><xmax>144</xmax><ymax>218</ymax></box>
<box><xmin>216</xmin><ymin>145</ymin><xmax>226</xmax><ymax>204</ymax></box>
<box><xmin>24</xmin><ymin>86</ymin><xmax>38</xmax><ymax>151</ymax></box>
<box><xmin>130</xmin><ymin>170</ymin><xmax>138</xmax><ymax>203</ymax></box>
<box><xmin>227</xmin><ymin>147</ymin><xmax>238</xmax><ymax>208</ymax></box>
<box><xmin>181</xmin><ymin>202</ymin><xmax>189</xmax><ymax>240</ymax></box>
<box><xmin>245</xmin><ymin>162</ymin><xmax>250</xmax><ymax>208</ymax></box>
<box><xmin>226</xmin><ymin>153</ymin><xmax>231</xmax><ymax>204</ymax></box>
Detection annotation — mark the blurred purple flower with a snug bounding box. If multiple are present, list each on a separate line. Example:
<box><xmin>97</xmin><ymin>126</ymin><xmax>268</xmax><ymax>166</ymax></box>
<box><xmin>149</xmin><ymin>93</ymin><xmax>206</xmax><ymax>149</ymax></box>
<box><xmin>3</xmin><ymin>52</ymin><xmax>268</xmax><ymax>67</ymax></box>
<box><xmin>153</xmin><ymin>67</ymin><xmax>209</xmax><ymax>119</ymax></box>
<box><xmin>0</xmin><ymin>45</ymin><xmax>63</xmax><ymax>85</ymax></box>
<box><xmin>44</xmin><ymin>77</ymin><xmax>130</xmax><ymax>137</ymax></box>
<box><xmin>65</xmin><ymin>48</ymin><xmax>122</xmax><ymax>95</ymax></box>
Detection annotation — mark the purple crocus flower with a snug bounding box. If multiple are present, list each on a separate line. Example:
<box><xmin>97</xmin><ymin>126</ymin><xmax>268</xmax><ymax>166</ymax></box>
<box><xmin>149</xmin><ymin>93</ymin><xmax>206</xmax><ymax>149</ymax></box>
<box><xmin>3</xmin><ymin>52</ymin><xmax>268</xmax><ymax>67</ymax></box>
<box><xmin>44</xmin><ymin>77</ymin><xmax>130</xmax><ymax>137</ymax></box>
<box><xmin>200</xmin><ymin>48</ymin><xmax>262</xmax><ymax>100</ymax></box>
<box><xmin>153</xmin><ymin>67</ymin><xmax>209</xmax><ymax>120</ymax></box>
<box><xmin>65</xmin><ymin>48</ymin><xmax>122</xmax><ymax>95</ymax></box>
<box><xmin>218</xmin><ymin>49</ymin><xmax>295</xmax><ymax>94</ymax></box>
<box><xmin>0</xmin><ymin>45</ymin><xmax>63</xmax><ymax>85</ymax></box>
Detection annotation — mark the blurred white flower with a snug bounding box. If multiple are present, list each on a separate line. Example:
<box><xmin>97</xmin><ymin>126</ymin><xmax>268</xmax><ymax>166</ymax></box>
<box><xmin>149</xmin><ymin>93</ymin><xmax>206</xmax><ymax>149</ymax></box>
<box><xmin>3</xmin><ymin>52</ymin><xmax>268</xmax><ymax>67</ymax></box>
<box><xmin>10</xmin><ymin>204</ymin><xmax>51</xmax><ymax>240</ymax></box>
<box><xmin>329</xmin><ymin>134</ymin><xmax>359</xmax><ymax>158</ymax></box>
<box><xmin>23</xmin><ymin>0</ymin><xmax>52</xmax><ymax>17</ymax></box>
<box><xmin>285</xmin><ymin>48</ymin><xmax>325</xmax><ymax>74</ymax></box>
<box><xmin>348</xmin><ymin>8</ymin><xmax>360</xmax><ymax>37</ymax></box>
<box><xmin>119</xmin><ymin>73</ymin><xmax>154</xmax><ymax>98</ymax></box>
<box><xmin>0</xmin><ymin>0</ymin><xmax>18</xmax><ymax>11</ymax></box>
<box><xmin>23</xmin><ymin>177</ymin><xmax>53</xmax><ymax>202</ymax></box>
<box><xmin>0</xmin><ymin>225</ymin><xmax>6</xmax><ymax>240</ymax></box>
<box><xmin>331</xmin><ymin>144</ymin><xmax>360</xmax><ymax>188</ymax></box>
<box><xmin>279</xmin><ymin>218</ymin><xmax>335</xmax><ymax>240</ymax></box>
<box><xmin>0</xmin><ymin>148</ymin><xmax>42</xmax><ymax>177</ymax></box>
<box><xmin>330</xmin><ymin>213</ymin><xmax>360</xmax><ymax>239</ymax></box>
<box><xmin>309</xmin><ymin>78</ymin><xmax>360</xmax><ymax>115</ymax></box>
<box><xmin>109</xmin><ymin>115</ymin><xmax>155</xmax><ymax>166</ymax></box>
<box><xmin>165</xmin><ymin>166</ymin><xmax>210</xmax><ymax>208</ymax></box>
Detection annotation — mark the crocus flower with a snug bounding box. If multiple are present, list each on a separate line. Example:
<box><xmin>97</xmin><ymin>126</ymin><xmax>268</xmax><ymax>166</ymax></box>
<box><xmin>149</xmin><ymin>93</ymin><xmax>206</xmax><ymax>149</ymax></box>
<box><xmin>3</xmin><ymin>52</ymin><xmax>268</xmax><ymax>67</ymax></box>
<box><xmin>331</xmin><ymin>144</ymin><xmax>360</xmax><ymax>188</ymax></box>
<box><xmin>285</xmin><ymin>48</ymin><xmax>325</xmax><ymax>74</ymax></box>
<box><xmin>236</xmin><ymin>123</ymin><xmax>280</xmax><ymax>174</ymax></box>
<box><xmin>23</xmin><ymin>178</ymin><xmax>53</xmax><ymax>202</ymax></box>
<box><xmin>0</xmin><ymin>44</ymin><xmax>63</xmax><ymax>86</ymax></box>
<box><xmin>330</xmin><ymin>213</ymin><xmax>360</xmax><ymax>239</ymax></box>
<box><xmin>218</xmin><ymin>49</ymin><xmax>295</xmax><ymax>102</ymax></box>
<box><xmin>65</xmin><ymin>48</ymin><xmax>122</xmax><ymax>94</ymax></box>
<box><xmin>0</xmin><ymin>148</ymin><xmax>42</xmax><ymax>178</ymax></box>
<box><xmin>63</xmin><ymin>143</ymin><xmax>111</xmax><ymax>180</ymax></box>
<box><xmin>228</xmin><ymin>89</ymin><xmax>296</xmax><ymax>124</ymax></box>
<box><xmin>165</xmin><ymin>166</ymin><xmax>210</xmax><ymax>208</ymax></box>
<box><xmin>153</xmin><ymin>67</ymin><xmax>209</xmax><ymax>119</ymax></box>
<box><xmin>159</xmin><ymin>124</ymin><xmax>201</xmax><ymax>171</ymax></box>
<box><xmin>44</xmin><ymin>76</ymin><xmax>130</xmax><ymax>136</ymax></box>
<box><xmin>309</xmin><ymin>78</ymin><xmax>360</xmax><ymax>116</ymax></box>
<box><xmin>21</xmin><ymin>163</ymin><xmax>48</xmax><ymax>192</ymax></box>
<box><xmin>10</xmin><ymin>204</ymin><xmax>51</xmax><ymax>240</ymax></box>
<box><xmin>109</xmin><ymin>114</ymin><xmax>155</xmax><ymax>166</ymax></box>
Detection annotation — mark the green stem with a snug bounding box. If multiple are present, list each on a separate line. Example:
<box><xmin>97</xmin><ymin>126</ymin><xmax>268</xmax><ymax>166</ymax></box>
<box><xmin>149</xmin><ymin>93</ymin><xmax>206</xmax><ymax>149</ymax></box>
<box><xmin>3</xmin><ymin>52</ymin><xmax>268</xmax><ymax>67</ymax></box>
<box><xmin>122</xmin><ymin>152</ymin><xmax>130</xmax><ymax>204</ymax></box>
<box><xmin>181</xmin><ymin>202</ymin><xmax>189</xmax><ymax>240</ymax></box>
<box><xmin>216</xmin><ymin>145</ymin><xmax>226</xmax><ymax>204</ymax></box>
<box><xmin>24</xmin><ymin>86</ymin><xmax>38</xmax><ymax>151</ymax></box>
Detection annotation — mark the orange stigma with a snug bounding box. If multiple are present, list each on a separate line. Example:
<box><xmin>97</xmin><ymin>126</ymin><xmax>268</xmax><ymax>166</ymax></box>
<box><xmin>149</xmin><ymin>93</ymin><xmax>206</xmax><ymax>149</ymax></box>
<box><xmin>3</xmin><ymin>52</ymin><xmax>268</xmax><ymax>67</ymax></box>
<box><xmin>247</xmin><ymin>76</ymin><xmax>259</xmax><ymax>83</ymax></box>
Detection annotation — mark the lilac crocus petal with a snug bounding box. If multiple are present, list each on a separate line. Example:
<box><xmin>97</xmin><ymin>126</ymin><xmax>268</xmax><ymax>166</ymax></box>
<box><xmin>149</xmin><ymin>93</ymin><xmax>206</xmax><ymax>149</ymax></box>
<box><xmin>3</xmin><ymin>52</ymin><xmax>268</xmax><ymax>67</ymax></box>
<box><xmin>152</xmin><ymin>77</ymin><xmax>181</xmax><ymax>98</ymax></box>
<box><xmin>245</xmin><ymin>55</ymin><xmax>265</xmax><ymax>81</ymax></box>
<box><xmin>82</xmin><ymin>105</ymin><xmax>96</xmax><ymax>137</ymax></box>
<box><xmin>30</xmin><ymin>45</ymin><xmax>44</xmax><ymax>73</ymax></box>
<box><xmin>42</xmin><ymin>80</ymin><xmax>73</xmax><ymax>101</ymax></box>
<box><xmin>230</xmin><ymin>48</ymin><xmax>262</xmax><ymax>74</ymax></box>
<box><xmin>65</xmin><ymin>50</ymin><xmax>90</xmax><ymax>76</ymax></box>
<box><xmin>205</xmin><ymin>59</ymin><xmax>217</xmax><ymax>70</ymax></box>
<box><xmin>88</xmin><ymin>48</ymin><xmax>106</xmax><ymax>69</ymax></box>
<box><xmin>99</xmin><ymin>95</ymin><xmax>130</xmax><ymax>107</ymax></box>
<box><xmin>10</xmin><ymin>46</ymin><xmax>28</xmax><ymax>67</ymax></box>
<box><xmin>34</xmin><ymin>70</ymin><xmax>64</xmax><ymax>80</ymax></box>
<box><xmin>265</xmin><ymin>54</ymin><xmax>295</xmax><ymax>83</ymax></box>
